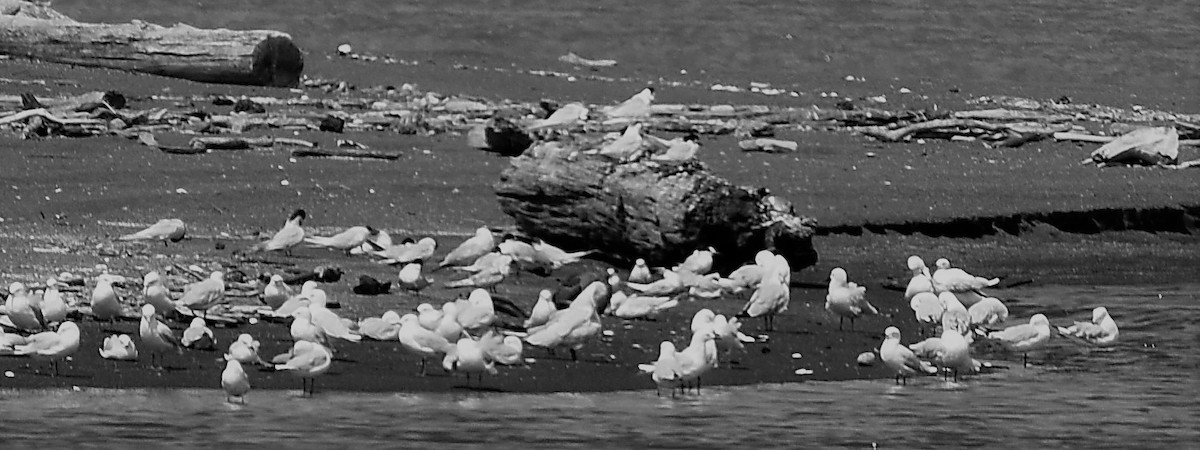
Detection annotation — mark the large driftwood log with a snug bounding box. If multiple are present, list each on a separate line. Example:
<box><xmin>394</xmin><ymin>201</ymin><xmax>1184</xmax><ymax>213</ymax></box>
<box><xmin>0</xmin><ymin>1</ymin><xmax>303</xmax><ymax>87</ymax></box>
<box><xmin>495</xmin><ymin>152</ymin><xmax>819</xmax><ymax>271</ymax></box>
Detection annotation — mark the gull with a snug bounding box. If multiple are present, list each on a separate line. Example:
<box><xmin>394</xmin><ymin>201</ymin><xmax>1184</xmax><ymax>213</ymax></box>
<box><xmin>142</xmin><ymin>271</ymin><xmax>177</xmax><ymax>318</ymax></box>
<box><xmin>675</xmin><ymin>328</ymin><xmax>718</xmax><ymax>394</ymax></box>
<box><xmin>304</xmin><ymin>303</ymin><xmax>361</xmax><ymax>343</ymax></box>
<box><xmin>415</xmin><ymin>303</ymin><xmax>443</xmax><ymax>331</ymax></box>
<box><xmin>179</xmin><ymin>271</ymin><xmax>226</xmax><ymax>319</ymax></box>
<box><xmin>90</xmin><ymin>276</ymin><xmax>122</xmax><ymax>325</ymax></box>
<box><xmin>435</xmin><ymin>302</ymin><xmax>467</xmax><ymax>342</ymax></box>
<box><xmin>529</xmin><ymin>102</ymin><xmax>588</xmax><ymax>130</ymax></box>
<box><xmin>968</xmin><ymin>297</ymin><xmax>1009</xmax><ymax>327</ymax></box>
<box><xmin>225</xmin><ymin>333</ymin><xmax>267</xmax><ymax>366</ymax></box>
<box><xmin>1057</xmin><ymin>306</ymin><xmax>1119</xmax><ymax>346</ymax></box>
<box><xmin>40</xmin><ymin>278</ymin><xmax>68</xmax><ymax>325</ymax></box>
<box><xmin>357</xmin><ymin>311</ymin><xmax>403</xmax><ymax>341</ymax></box>
<box><xmin>594</xmin><ymin>123</ymin><xmax>645</xmax><ymax>161</ymax></box>
<box><xmin>444</xmin><ymin>261</ymin><xmax>509</xmax><ymax>290</ymax></box>
<box><xmin>304</xmin><ymin>225</ymin><xmax>379</xmax><ymax>255</ymax></box>
<box><xmin>910</xmin><ymin>327</ymin><xmax>975</xmax><ymax>381</ymax></box>
<box><xmin>904</xmin><ymin>255</ymin><xmax>933</xmax><ymax>301</ymax></box>
<box><xmin>260</xmin><ymin>274</ymin><xmax>293</xmax><ymax>309</ymax></box>
<box><xmin>274</xmin><ymin>340</ymin><xmax>333</xmax><ymax>396</ymax></box>
<box><xmin>8</xmin><ymin>282</ymin><xmax>47</xmax><ymax>331</ymax></box>
<box><xmin>985</xmin><ymin>314</ymin><xmax>1051</xmax><ymax>367</ymax></box>
<box><xmin>498</xmin><ymin>237</ymin><xmax>542</xmax><ymax>267</ymax></box>
<box><xmin>651</xmin><ymin>134</ymin><xmax>701</xmax><ymax>162</ymax></box>
<box><xmin>478</xmin><ymin>330</ymin><xmax>524</xmax><ymax>366</ymax></box>
<box><xmin>739</xmin><ymin>268</ymin><xmax>789</xmax><ymax>331</ymax></box>
<box><xmin>248</xmin><ymin>209</ymin><xmax>307</xmax><ymax>256</ymax></box>
<box><xmin>627</xmin><ymin>268</ymin><xmax>684</xmax><ymax>296</ymax></box>
<box><xmin>397</xmin><ymin>261</ymin><xmax>433</xmax><ymax>296</ymax></box>
<box><xmin>606</xmin><ymin>291</ymin><xmax>678</xmax><ymax>320</ymax></box>
<box><xmin>454</xmin><ymin>252</ymin><xmax>511</xmax><ymax>273</ymax></box>
<box><xmin>638</xmin><ymin>341</ymin><xmax>683</xmax><ymax>397</ymax></box>
<box><xmin>931</xmin><ymin>258</ymin><xmax>999</xmax><ymax>295</ymax></box>
<box><xmin>377</xmin><ymin>237</ymin><xmax>437</xmax><ymax>265</ymax></box>
<box><xmin>628</xmin><ymin>258</ymin><xmax>652</xmax><ymax>284</ymax></box>
<box><xmin>939</xmin><ymin>292</ymin><xmax>971</xmax><ymax>335</ymax></box>
<box><xmin>444</xmin><ymin>337</ymin><xmax>497</xmax><ymax>385</ymax></box>
<box><xmin>602</xmin><ymin>87</ymin><xmax>654</xmax><ymax>119</ymax></box>
<box><xmin>687</xmin><ymin>273</ymin><xmax>724</xmax><ymax>299</ymax></box>
<box><xmin>691</xmin><ymin>308</ymin><xmax>717</xmax><ymax>335</ymax></box>
<box><xmin>0</xmin><ymin>327</ymin><xmax>29</xmax><ymax>355</ymax></box>
<box><xmin>221</xmin><ymin>357</ymin><xmax>251</xmax><ymax>404</ymax></box>
<box><xmin>13</xmin><ymin>321</ymin><xmax>81</xmax><ymax>376</ymax></box>
<box><xmin>673</xmin><ymin>247</ymin><xmax>716</xmax><ymax>275</ymax></box>
<box><xmin>351</xmin><ymin>228</ymin><xmax>392</xmax><ymax>256</ymax></box>
<box><xmin>523</xmin><ymin>290</ymin><xmax>557</xmax><ymax>330</ymax></box>
<box><xmin>524</xmin><ymin>281</ymin><xmax>605</xmax><ymax>360</ymax></box>
<box><xmin>438</xmin><ymin>227</ymin><xmax>495</xmax><ymax>269</ymax></box>
<box><xmin>118</xmin><ymin>218</ymin><xmax>186</xmax><ymax>246</ymax></box>
<box><xmin>99</xmin><ymin>334</ymin><xmax>138</xmax><ymax>361</ymax></box>
<box><xmin>718</xmin><ymin>260</ymin><xmax>767</xmax><ymax>294</ymax></box>
<box><xmin>397</xmin><ymin>313</ymin><xmax>453</xmax><ymax>375</ymax></box>
<box><xmin>710</xmin><ymin>314</ymin><xmax>755</xmax><ymax>354</ymax></box>
<box><xmin>290</xmin><ymin>307</ymin><xmax>328</xmax><ymax>346</ymax></box>
<box><xmin>273</xmin><ymin>281</ymin><xmax>325</xmax><ymax>317</ymax></box>
<box><xmin>455</xmin><ymin>288</ymin><xmax>497</xmax><ymax>331</ymax></box>
<box><xmin>880</xmin><ymin>326</ymin><xmax>937</xmax><ymax>384</ymax></box>
<box><xmin>825</xmin><ymin>267</ymin><xmax>878</xmax><ymax>331</ymax></box>
<box><xmin>139</xmin><ymin>304</ymin><xmax>182</xmax><ymax>368</ymax></box>
<box><xmin>181</xmin><ymin>317</ymin><xmax>216</xmax><ymax>350</ymax></box>
<box><xmin>532</xmin><ymin>240</ymin><xmax>594</xmax><ymax>269</ymax></box>
<box><xmin>909</xmin><ymin>291</ymin><xmax>945</xmax><ymax>335</ymax></box>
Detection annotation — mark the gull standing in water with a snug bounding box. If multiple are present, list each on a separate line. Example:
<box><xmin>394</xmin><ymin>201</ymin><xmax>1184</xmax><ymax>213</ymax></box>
<box><xmin>880</xmin><ymin>326</ymin><xmax>937</xmax><ymax>385</ymax></box>
<box><xmin>275</xmin><ymin>340</ymin><xmax>333</xmax><ymax>396</ymax></box>
<box><xmin>638</xmin><ymin>341</ymin><xmax>683</xmax><ymax>397</ymax></box>
<box><xmin>985</xmin><ymin>314</ymin><xmax>1052</xmax><ymax>367</ymax></box>
<box><xmin>221</xmin><ymin>357</ymin><xmax>251</xmax><ymax>404</ymax></box>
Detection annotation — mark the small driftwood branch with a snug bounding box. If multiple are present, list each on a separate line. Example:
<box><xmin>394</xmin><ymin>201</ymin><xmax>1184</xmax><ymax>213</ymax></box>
<box><xmin>291</xmin><ymin>147</ymin><xmax>402</xmax><ymax>160</ymax></box>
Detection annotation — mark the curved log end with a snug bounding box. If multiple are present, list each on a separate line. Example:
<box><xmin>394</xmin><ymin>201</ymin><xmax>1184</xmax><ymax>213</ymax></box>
<box><xmin>251</xmin><ymin>35</ymin><xmax>304</xmax><ymax>88</ymax></box>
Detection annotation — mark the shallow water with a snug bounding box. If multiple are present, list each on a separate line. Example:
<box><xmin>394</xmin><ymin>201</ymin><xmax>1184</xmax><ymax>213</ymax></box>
<box><xmin>2</xmin><ymin>284</ymin><xmax>1196</xmax><ymax>448</ymax></box>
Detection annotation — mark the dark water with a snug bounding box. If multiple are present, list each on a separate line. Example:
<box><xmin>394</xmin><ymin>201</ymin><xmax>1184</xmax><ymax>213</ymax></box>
<box><xmin>1</xmin><ymin>284</ymin><xmax>1196</xmax><ymax>448</ymax></box>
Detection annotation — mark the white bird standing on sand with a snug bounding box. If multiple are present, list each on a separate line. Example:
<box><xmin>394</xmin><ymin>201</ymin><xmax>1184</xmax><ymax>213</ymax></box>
<box><xmin>304</xmin><ymin>225</ymin><xmax>378</xmax><ymax>255</ymax></box>
<box><xmin>478</xmin><ymin>330</ymin><xmax>524</xmax><ymax>366</ymax></box>
<box><xmin>529</xmin><ymin>102</ymin><xmax>589</xmax><ymax>129</ymax></box>
<box><xmin>438</xmin><ymin>227</ymin><xmax>496</xmax><ymax>269</ymax></box>
<box><xmin>674</xmin><ymin>247</ymin><xmax>716</xmax><ymax>275</ymax></box>
<box><xmin>260</xmin><ymin>274</ymin><xmax>293</xmax><ymax>309</ymax></box>
<box><xmin>968</xmin><ymin>297</ymin><xmax>1009</xmax><ymax>327</ymax></box>
<box><xmin>825</xmin><ymin>267</ymin><xmax>877</xmax><ymax>331</ymax></box>
<box><xmin>524</xmin><ymin>290</ymin><xmax>556</xmax><ymax>329</ymax></box>
<box><xmin>595</xmin><ymin>123</ymin><xmax>645</xmax><ymax>161</ymax></box>
<box><xmin>99</xmin><ymin>334</ymin><xmax>138</xmax><ymax>361</ymax></box>
<box><xmin>290</xmin><ymin>307</ymin><xmax>328</xmax><ymax>346</ymax></box>
<box><xmin>931</xmin><ymin>258</ymin><xmax>999</xmax><ymax>295</ymax></box>
<box><xmin>939</xmin><ymin>292</ymin><xmax>971</xmax><ymax>334</ymax></box>
<box><xmin>90</xmin><ymin>276</ymin><xmax>122</xmax><ymax>325</ymax></box>
<box><xmin>179</xmin><ymin>271</ymin><xmax>226</xmax><ymax>319</ymax></box>
<box><xmin>628</xmin><ymin>258</ymin><xmax>652</xmax><ymax>284</ymax></box>
<box><xmin>605</xmin><ymin>291</ymin><xmax>678</xmax><ymax>320</ymax></box>
<box><xmin>532</xmin><ymin>240</ymin><xmax>594</xmax><ymax>269</ymax></box>
<box><xmin>739</xmin><ymin>268</ymin><xmax>789</xmax><ymax>331</ymax></box>
<box><xmin>139</xmin><ymin>304</ymin><xmax>182</xmax><ymax>368</ymax></box>
<box><xmin>986</xmin><ymin>314</ymin><xmax>1052</xmax><ymax>367</ymax></box>
<box><xmin>118</xmin><ymin>218</ymin><xmax>186</xmax><ymax>246</ymax></box>
<box><xmin>181</xmin><ymin>317</ymin><xmax>216</xmax><ymax>350</ymax></box>
<box><xmin>638</xmin><ymin>341</ymin><xmax>683</xmax><ymax>397</ymax></box>
<box><xmin>248</xmin><ymin>209</ymin><xmax>306</xmax><ymax>256</ymax></box>
<box><xmin>142</xmin><ymin>271</ymin><xmax>176</xmax><ymax>318</ymax></box>
<box><xmin>602</xmin><ymin>87</ymin><xmax>654</xmax><ymax>119</ymax></box>
<box><xmin>226</xmin><ymin>333</ymin><xmax>266</xmax><ymax>366</ymax></box>
<box><xmin>880</xmin><ymin>326</ymin><xmax>937</xmax><ymax>385</ymax></box>
<box><xmin>13</xmin><ymin>321</ymin><xmax>81</xmax><ymax>376</ymax></box>
<box><xmin>274</xmin><ymin>340</ymin><xmax>333</xmax><ymax>396</ymax></box>
<box><xmin>305</xmin><ymin>302</ymin><xmax>362</xmax><ymax>344</ymax></box>
<box><xmin>1057</xmin><ymin>306</ymin><xmax>1119</xmax><ymax>346</ymax></box>
<box><xmin>904</xmin><ymin>255</ymin><xmax>933</xmax><ymax>301</ymax></box>
<box><xmin>397</xmin><ymin>313</ymin><xmax>453</xmax><ymax>375</ymax></box>
<box><xmin>524</xmin><ymin>281</ymin><xmax>605</xmax><ymax>360</ymax></box>
<box><xmin>40</xmin><ymin>278</ymin><xmax>68</xmax><ymax>325</ymax></box>
<box><xmin>444</xmin><ymin>337</ymin><xmax>497</xmax><ymax>384</ymax></box>
<box><xmin>221</xmin><ymin>357</ymin><xmax>251</xmax><ymax>404</ymax></box>
<box><xmin>626</xmin><ymin>268</ymin><xmax>684</xmax><ymax>296</ymax></box>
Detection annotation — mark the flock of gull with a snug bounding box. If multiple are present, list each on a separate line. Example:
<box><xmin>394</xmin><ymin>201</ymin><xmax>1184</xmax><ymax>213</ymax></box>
<box><xmin>0</xmin><ymin>88</ymin><xmax>1119</xmax><ymax>402</ymax></box>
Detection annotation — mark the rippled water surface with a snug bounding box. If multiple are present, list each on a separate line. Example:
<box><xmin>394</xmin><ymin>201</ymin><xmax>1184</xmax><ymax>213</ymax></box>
<box><xmin>2</xmin><ymin>284</ymin><xmax>1197</xmax><ymax>448</ymax></box>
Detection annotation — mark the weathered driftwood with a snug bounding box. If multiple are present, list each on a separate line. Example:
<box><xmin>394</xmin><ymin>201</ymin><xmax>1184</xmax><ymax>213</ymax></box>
<box><xmin>494</xmin><ymin>152</ymin><xmax>818</xmax><ymax>271</ymax></box>
<box><xmin>291</xmin><ymin>147</ymin><xmax>402</xmax><ymax>160</ymax></box>
<box><xmin>0</xmin><ymin>1</ymin><xmax>303</xmax><ymax>87</ymax></box>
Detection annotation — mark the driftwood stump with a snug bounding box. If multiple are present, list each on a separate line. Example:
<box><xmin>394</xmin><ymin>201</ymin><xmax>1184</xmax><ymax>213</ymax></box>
<box><xmin>0</xmin><ymin>0</ymin><xmax>303</xmax><ymax>87</ymax></box>
<box><xmin>495</xmin><ymin>150</ymin><xmax>818</xmax><ymax>271</ymax></box>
